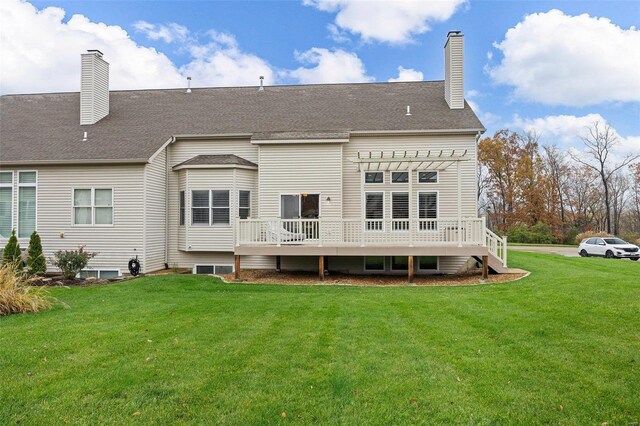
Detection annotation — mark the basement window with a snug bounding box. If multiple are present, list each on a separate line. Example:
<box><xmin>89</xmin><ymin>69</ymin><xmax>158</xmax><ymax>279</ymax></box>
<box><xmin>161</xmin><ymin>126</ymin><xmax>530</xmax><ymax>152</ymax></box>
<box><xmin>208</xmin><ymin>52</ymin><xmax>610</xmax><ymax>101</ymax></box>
<box><xmin>193</xmin><ymin>264</ymin><xmax>234</xmax><ymax>275</ymax></box>
<box><xmin>364</xmin><ymin>256</ymin><xmax>385</xmax><ymax>271</ymax></box>
<box><xmin>391</xmin><ymin>256</ymin><xmax>408</xmax><ymax>271</ymax></box>
<box><xmin>418</xmin><ymin>256</ymin><xmax>438</xmax><ymax>271</ymax></box>
<box><xmin>79</xmin><ymin>269</ymin><xmax>120</xmax><ymax>279</ymax></box>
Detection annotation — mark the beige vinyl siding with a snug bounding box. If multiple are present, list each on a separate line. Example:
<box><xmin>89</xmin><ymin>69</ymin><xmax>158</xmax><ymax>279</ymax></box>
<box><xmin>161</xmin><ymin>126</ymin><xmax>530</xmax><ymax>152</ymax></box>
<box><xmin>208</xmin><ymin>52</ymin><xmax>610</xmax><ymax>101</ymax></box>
<box><xmin>80</xmin><ymin>53</ymin><xmax>109</xmax><ymax>125</ymax></box>
<box><xmin>143</xmin><ymin>148</ymin><xmax>167</xmax><ymax>272</ymax></box>
<box><xmin>343</xmin><ymin>135</ymin><xmax>477</xmax><ymax>273</ymax></box>
<box><xmin>445</xmin><ymin>34</ymin><xmax>464</xmax><ymax>109</ymax></box>
<box><xmin>16</xmin><ymin>164</ymin><xmax>145</xmax><ymax>273</ymax></box>
<box><xmin>166</xmin><ymin>138</ymin><xmax>258</xmax><ymax>264</ymax></box>
<box><xmin>278</xmin><ymin>256</ymin><xmax>470</xmax><ymax>275</ymax></box>
<box><xmin>258</xmin><ymin>143</ymin><xmax>342</xmax><ymax>218</ymax></box>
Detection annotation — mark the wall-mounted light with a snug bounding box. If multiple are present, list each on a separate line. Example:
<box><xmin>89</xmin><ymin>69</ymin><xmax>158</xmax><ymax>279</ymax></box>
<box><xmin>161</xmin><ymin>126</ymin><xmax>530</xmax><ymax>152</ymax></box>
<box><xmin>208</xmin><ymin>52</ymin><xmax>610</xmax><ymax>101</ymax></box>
<box><xmin>326</xmin><ymin>196</ymin><xmax>331</xmax><ymax>202</ymax></box>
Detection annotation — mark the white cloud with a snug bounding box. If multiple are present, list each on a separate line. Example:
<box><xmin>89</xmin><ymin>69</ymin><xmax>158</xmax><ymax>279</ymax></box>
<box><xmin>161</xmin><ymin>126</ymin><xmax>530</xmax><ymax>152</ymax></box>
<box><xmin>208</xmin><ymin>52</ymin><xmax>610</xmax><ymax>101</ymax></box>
<box><xmin>466</xmin><ymin>99</ymin><xmax>499</xmax><ymax>127</ymax></box>
<box><xmin>304</xmin><ymin>0</ymin><xmax>466</xmax><ymax>44</ymax></box>
<box><xmin>285</xmin><ymin>48</ymin><xmax>373</xmax><ymax>84</ymax></box>
<box><xmin>510</xmin><ymin>113</ymin><xmax>640</xmax><ymax>155</ymax></box>
<box><xmin>180</xmin><ymin>31</ymin><xmax>276</xmax><ymax>87</ymax></box>
<box><xmin>0</xmin><ymin>0</ymin><xmax>184</xmax><ymax>93</ymax></box>
<box><xmin>388</xmin><ymin>66</ymin><xmax>423</xmax><ymax>82</ymax></box>
<box><xmin>488</xmin><ymin>9</ymin><xmax>640</xmax><ymax>106</ymax></box>
<box><xmin>133</xmin><ymin>21</ymin><xmax>190</xmax><ymax>43</ymax></box>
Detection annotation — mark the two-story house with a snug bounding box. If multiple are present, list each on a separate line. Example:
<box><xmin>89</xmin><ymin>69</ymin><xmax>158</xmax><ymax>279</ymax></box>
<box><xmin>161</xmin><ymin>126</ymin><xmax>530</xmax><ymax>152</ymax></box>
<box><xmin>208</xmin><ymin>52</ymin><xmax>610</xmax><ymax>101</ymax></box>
<box><xmin>0</xmin><ymin>31</ymin><xmax>507</xmax><ymax>282</ymax></box>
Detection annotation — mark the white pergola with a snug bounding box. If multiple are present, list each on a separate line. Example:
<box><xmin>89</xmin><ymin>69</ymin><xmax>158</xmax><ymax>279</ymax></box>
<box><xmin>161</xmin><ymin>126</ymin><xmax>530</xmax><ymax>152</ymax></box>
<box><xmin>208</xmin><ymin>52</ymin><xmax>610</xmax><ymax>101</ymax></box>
<box><xmin>350</xmin><ymin>150</ymin><xmax>473</xmax><ymax>246</ymax></box>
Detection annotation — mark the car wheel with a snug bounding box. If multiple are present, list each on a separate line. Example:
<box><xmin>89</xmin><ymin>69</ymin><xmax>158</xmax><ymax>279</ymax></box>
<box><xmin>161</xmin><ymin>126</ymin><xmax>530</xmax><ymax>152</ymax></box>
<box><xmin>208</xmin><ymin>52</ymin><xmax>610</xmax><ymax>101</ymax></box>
<box><xmin>579</xmin><ymin>249</ymin><xmax>589</xmax><ymax>257</ymax></box>
<box><xmin>605</xmin><ymin>250</ymin><xmax>614</xmax><ymax>259</ymax></box>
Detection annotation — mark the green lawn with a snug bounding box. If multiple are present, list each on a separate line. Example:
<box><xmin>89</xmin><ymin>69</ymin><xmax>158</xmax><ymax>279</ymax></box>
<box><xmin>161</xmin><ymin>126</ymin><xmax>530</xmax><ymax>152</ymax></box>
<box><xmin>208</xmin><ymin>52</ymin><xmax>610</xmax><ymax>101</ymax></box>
<box><xmin>1</xmin><ymin>252</ymin><xmax>639</xmax><ymax>425</ymax></box>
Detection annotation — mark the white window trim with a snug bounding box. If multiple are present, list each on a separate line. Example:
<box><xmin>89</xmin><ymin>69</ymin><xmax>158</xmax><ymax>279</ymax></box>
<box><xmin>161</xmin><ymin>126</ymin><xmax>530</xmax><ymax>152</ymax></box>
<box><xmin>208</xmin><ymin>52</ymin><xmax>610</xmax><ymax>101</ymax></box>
<box><xmin>17</xmin><ymin>170</ymin><xmax>38</xmax><ymax>239</ymax></box>
<box><xmin>190</xmin><ymin>190</ymin><xmax>231</xmax><ymax>227</ymax></box>
<box><xmin>391</xmin><ymin>171</ymin><xmax>409</xmax><ymax>184</ymax></box>
<box><xmin>192</xmin><ymin>264</ymin><xmax>235</xmax><ymax>274</ymax></box>
<box><xmin>364</xmin><ymin>191</ymin><xmax>385</xmax><ymax>232</ymax></box>
<box><xmin>417</xmin><ymin>171</ymin><xmax>439</xmax><ymax>184</ymax></box>
<box><xmin>238</xmin><ymin>190</ymin><xmax>251</xmax><ymax>219</ymax></box>
<box><xmin>363</xmin><ymin>256</ymin><xmax>386</xmax><ymax>272</ymax></box>
<box><xmin>278</xmin><ymin>193</ymin><xmax>322</xmax><ymax>219</ymax></box>
<box><xmin>391</xmin><ymin>191</ymin><xmax>410</xmax><ymax>232</ymax></box>
<box><xmin>417</xmin><ymin>190</ymin><xmax>439</xmax><ymax>232</ymax></box>
<box><xmin>417</xmin><ymin>256</ymin><xmax>440</xmax><ymax>272</ymax></box>
<box><xmin>364</xmin><ymin>171</ymin><xmax>384</xmax><ymax>184</ymax></box>
<box><xmin>0</xmin><ymin>171</ymin><xmax>13</xmax><ymax>239</ymax></box>
<box><xmin>78</xmin><ymin>268</ymin><xmax>122</xmax><ymax>279</ymax></box>
<box><xmin>72</xmin><ymin>187</ymin><xmax>114</xmax><ymax>227</ymax></box>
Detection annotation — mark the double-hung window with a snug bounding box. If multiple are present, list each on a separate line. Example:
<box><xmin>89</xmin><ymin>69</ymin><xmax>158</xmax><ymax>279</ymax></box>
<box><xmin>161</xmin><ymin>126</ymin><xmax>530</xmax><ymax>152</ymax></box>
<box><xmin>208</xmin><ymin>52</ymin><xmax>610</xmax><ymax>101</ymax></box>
<box><xmin>18</xmin><ymin>171</ymin><xmax>37</xmax><ymax>237</ymax></box>
<box><xmin>0</xmin><ymin>172</ymin><xmax>13</xmax><ymax>238</ymax></box>
<box><xmin>73</xmin><ymin>188</ymin><xmax>113</xmax><ymax>225</ymax></box>
<box><xmin>211</xmin><ymin>190</ymin><xmax>230</xmax><ymax>225</ymax></box>
<box><xmin>191</xmin><ymin>190</ymin><xmax>230</xmax><ymax>226</ymax></box>
<box><xmin>365</xmin><ymin>192</ymin><xmax>384</xmax><ymax>231</ymax></box>
<box><xmin>238</xmin><ymin>190</ymin><xmax>250</xmax><ymax>219</ymax></box>
<box><xmin>391</xmin><ymin>192</ymin><xmax>409</xmax><ymax>231</ymax></box>
<box><xmin>418</xmin><ymin>192</ymin><xmax>437</xmax><ymax>230</ymax></box>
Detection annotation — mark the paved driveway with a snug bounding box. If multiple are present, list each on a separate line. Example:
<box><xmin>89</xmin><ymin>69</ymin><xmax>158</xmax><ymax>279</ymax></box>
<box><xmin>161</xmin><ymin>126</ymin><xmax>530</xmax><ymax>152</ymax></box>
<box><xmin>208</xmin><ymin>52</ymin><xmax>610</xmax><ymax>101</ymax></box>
<box><xmin>509</xmin><ymin>245</ymin><xmax>579</xmax><ymax>257</ymax></box>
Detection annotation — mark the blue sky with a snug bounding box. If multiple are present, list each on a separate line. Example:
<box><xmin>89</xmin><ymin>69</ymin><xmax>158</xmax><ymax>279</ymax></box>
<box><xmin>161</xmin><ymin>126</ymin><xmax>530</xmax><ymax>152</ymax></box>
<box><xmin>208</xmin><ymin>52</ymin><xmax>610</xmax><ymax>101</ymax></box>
<box><xmin>2</xmin><ymin>0</ymin><xmax>639</xmax><ymax>153</ymax></box>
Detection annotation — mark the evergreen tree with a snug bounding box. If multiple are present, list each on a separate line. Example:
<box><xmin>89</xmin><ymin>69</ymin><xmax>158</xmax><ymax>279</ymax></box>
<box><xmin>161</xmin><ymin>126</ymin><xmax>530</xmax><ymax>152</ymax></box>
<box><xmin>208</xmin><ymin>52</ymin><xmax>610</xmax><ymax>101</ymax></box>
<box><xmin>27</xmin><ymin>231</ymin><xmax>47</xmax><ymax>276</ymax></box>
<box><xmin>2</xmin><ymin>229</ymin><xmax>22</xmax><ymax>269</ymax></box>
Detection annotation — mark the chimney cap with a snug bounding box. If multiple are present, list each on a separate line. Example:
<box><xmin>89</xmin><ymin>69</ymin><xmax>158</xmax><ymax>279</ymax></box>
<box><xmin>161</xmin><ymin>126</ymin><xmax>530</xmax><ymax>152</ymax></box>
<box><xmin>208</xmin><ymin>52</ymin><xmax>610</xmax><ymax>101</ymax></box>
<box><xmin>447</xmin><ymin>30</ymin><xmax>462</xmax><ymax>37</ymax></box>
<box><xmin>87</xmin><ymin>49</ymin><xmax>104</xmax><ymax>57</ymax></box>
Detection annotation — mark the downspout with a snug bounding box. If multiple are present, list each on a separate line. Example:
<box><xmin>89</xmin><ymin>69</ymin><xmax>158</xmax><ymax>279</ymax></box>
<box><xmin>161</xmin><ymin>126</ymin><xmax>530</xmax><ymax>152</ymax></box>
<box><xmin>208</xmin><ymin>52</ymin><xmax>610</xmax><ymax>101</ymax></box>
<box><xmin>164</xmin><ymin>136</ymin><xmax>175</xmax><ymax>268</ymax></box>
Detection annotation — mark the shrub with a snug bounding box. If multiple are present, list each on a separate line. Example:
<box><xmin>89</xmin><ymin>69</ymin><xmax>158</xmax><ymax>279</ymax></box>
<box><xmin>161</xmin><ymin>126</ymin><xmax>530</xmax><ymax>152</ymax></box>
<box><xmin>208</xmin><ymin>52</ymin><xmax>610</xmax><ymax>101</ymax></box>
<box><xmin>2</xmin><ymin>229</ymin><xmax>22</xmax><ymax>269</ymax></box>
<box><xmin>27</xmin><ymin>231</ymin><xmax>47</xmax><ymax>276</ymax></box>
<box><xmin>50</xmin><ymin>246</ymin><xmax>97</xmax><ymax>280</ymax></box>
<box><xmin>0</xmin><ymin>263</ymin><xmax>53</xmax><ymax>316</ymax></box>
<box><xmin>574</xmin><ymin>231</ymin><xmax>611</xmax><ymax>245</ymax></box>
<box><xmin>507</xmin><ymin>222</ymin><xmax>555</xmax><ymax>244</ymax></box>
<box><xmin>618</xmin><ymin>232</ymin><xmax>640</xmax><ymax>245</ymax></box>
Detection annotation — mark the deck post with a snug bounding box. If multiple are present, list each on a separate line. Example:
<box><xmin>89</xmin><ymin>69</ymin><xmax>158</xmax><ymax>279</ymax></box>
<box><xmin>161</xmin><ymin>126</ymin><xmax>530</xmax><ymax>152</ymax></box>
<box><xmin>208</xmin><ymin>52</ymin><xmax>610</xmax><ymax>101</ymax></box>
<box><xmin>276</xmin><ymin>255</ymin><xmax>281</xmax><ymax>272</ymax></box>
<box><xmin>482</xmin><ymin>255</ymin><xmax>488</xmax><ymax>280</ymax></box>
<box><xmin>234</xmin><ymin>255</ymin><xmax>241</xmax><ymax>280</ymax></box>
<box><xmin>319</xmin><ymin>256</ymin><xmax>325</xmax><ymax>281</ymax></box>
<box><xmin>408</xmin><ymin>167</ymin><xmax>413</xmax><ymax>247</ymax></box>
<box><xmin>408</xmin><ymin>255</ymin><xmax>414</xmax><ymax>283</ymax></box>
<box><xmin>360</xmin><ymin>169</ymin><xmax>365</xmax><ymax>247</ymax></box>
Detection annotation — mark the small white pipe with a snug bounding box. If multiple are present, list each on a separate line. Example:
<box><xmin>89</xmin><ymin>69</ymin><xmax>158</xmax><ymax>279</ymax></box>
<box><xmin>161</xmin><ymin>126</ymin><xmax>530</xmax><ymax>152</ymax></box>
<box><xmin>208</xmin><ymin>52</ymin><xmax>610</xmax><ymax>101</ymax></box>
<box><xmin>186</xmin><ymin>76</ymin><xmax>192</xmax><ymax>93</ymax></box>
<box><xmin>406</xmin><ymin>105</ymin><xmax>412</xmax><ymax>116</ymax></box>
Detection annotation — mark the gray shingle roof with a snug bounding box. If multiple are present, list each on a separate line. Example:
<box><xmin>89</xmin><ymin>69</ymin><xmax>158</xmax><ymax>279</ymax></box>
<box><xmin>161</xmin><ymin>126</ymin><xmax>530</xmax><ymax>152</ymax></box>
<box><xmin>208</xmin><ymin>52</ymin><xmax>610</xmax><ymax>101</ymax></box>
<box><xmin>0</xmin><ymin>81</ymin><xmax>484</xmax><ymax>165</ymax></box>
<box><xmin>173</xmin><ymin>154</ymin><xmax>257</xmax><ymax>169</ymax></box>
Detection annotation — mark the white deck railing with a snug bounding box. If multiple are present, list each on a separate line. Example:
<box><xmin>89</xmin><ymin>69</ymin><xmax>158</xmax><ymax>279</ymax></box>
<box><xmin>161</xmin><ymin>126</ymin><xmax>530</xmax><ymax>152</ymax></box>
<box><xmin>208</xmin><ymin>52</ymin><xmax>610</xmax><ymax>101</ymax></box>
<box><xmin>235</xmin><ymin>217</ymin><xmax>508</xmax><ymax>267</ymax></box>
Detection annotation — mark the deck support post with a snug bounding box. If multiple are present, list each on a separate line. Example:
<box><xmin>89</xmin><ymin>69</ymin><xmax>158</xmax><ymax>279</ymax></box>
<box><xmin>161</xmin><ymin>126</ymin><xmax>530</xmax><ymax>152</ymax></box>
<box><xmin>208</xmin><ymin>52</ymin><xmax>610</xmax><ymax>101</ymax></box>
<box><xmin>457</xmin><ymin>160</ymin><xmax>462</xmax><ymax>247</ymax></box>
<box><xmin>234</xmin><ymin>255</ymin><xmax>241</xmax><ymax>280</ymax></box>
<box><xmin>276</xmin><ymin>255</ymin><xmax>281</xmax><ymax>272</ymax></box>
<box><xmin>482</xmin><ymin>255</ymin><xmax>488</xmax><ymax>280</ymax></box>
<box><xmin>408</xmin><ymin>255</ymin><xmax>414</xmax><ymax>283</ymax></box>
<box><xmin>319</xmin><ymin>256</ymin><xmax>325</xmax><ymax>281</ymax></box>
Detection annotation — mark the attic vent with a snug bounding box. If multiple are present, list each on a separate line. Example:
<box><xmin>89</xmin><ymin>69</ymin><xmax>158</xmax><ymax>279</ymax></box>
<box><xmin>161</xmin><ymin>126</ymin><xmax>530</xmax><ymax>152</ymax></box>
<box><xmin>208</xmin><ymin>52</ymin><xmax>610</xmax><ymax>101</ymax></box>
<box><xmin>186</xmin><ymin>76</ymin><xmax>192</xmax><ymax>94</ymax></box>
<box><xmin>258</xmin><ymin>76</ymin><xmax>264</xmax><ymax>92</ymax></box>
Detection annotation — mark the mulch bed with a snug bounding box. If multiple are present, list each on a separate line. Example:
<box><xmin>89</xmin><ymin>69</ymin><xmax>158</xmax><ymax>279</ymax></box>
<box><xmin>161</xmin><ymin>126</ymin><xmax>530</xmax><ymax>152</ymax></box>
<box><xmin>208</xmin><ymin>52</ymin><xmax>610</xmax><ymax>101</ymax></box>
<box><xmin>30</xmin><ymin>276</ymin><xmax>132</xmax><ymax>287</ymax></box>
<box><xmin>222</xmin><ymin>269</ymin><xmax>528</xmax><ymax>287</ymax></box>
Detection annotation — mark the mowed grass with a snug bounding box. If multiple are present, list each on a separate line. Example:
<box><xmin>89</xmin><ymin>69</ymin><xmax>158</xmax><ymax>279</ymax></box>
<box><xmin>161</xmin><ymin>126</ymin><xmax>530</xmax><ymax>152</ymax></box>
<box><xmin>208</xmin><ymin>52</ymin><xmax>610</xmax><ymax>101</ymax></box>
<box><xmin>1</xmin><ymin>252</ymin><xmax>639</xmax><ymax>425</ymax></box>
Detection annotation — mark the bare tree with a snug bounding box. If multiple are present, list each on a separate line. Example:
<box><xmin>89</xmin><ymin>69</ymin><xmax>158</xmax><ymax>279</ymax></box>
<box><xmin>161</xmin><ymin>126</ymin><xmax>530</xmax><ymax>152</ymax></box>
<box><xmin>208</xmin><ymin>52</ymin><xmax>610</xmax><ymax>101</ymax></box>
<box><xmin>568</xmin><ymin>122</ymin><xmax>640</xmax><ymax>234</ymax></box>
<box><xmin>609</xmin><ymin>171</ymin><xmax>629</xmax><ymax>235</ymax></box>
<box><xmin>543</xmin><ymin>145</ymin><xmax>569</xmax><ymax>224</ymax></box>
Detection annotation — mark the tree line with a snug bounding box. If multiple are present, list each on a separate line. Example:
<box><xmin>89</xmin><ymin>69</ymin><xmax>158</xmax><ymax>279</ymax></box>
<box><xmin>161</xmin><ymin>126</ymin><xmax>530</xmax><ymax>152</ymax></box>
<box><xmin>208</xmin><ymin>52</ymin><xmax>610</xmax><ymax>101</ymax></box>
<box><xmin>478</xmin><ymin>123</ymin><xmax>640</xmax><ymax>244</ymax></box>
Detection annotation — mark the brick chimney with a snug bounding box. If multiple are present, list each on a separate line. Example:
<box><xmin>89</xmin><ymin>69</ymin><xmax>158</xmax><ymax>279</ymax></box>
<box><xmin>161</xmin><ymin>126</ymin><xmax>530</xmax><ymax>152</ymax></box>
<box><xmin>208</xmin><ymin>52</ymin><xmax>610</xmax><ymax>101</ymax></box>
<box><xmin>80</xmin><ymin>50</ymin><xmax>109</xmax><ymax>125</ymax></box>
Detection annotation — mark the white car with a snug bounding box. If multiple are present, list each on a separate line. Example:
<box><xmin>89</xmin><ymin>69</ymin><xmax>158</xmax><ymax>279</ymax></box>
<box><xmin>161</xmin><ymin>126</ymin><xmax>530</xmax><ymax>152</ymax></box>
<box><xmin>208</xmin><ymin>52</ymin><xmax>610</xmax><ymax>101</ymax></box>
<box><xmin>579</xmin><ymin>237</ymin><xmax>639</xmax><ymax>260</ymax></box>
